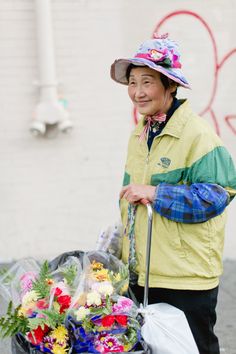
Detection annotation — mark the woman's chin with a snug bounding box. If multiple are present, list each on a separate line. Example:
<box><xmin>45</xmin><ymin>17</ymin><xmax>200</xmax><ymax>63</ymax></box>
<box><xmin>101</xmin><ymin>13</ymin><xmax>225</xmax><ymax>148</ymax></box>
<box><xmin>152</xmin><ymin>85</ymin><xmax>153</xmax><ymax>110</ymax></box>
<box><xmin>138</xmin><ymin>109</ymin><xmax>154</xmax><ymax>116</ymax></box>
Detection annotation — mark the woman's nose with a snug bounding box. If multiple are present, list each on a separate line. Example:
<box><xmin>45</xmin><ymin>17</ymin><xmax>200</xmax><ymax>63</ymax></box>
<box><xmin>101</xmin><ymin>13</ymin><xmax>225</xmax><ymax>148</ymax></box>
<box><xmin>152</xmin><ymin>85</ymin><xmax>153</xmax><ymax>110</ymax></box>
<box><xmin>135</xmin><ymin>85</ymin><xmax>145</xmax><ymax>98</ymax></box>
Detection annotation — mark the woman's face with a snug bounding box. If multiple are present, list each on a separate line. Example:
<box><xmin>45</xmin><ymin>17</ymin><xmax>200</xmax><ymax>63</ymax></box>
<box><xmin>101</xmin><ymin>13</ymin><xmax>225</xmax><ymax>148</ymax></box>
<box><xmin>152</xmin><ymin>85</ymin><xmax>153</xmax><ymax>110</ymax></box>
<box><xmin>128</xmin><ymin>66</ymin><xmax>175</xmax><ymax>116</ymax></box>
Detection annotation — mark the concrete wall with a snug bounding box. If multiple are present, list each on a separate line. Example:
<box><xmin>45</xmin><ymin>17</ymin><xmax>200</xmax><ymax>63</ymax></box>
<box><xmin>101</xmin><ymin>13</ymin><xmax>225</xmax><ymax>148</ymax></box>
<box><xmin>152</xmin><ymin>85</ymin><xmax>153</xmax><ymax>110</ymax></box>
<box><xmin>0</xmin><ymin>0</ymin><xmax>235</xmax><ymax>261</ymax></box>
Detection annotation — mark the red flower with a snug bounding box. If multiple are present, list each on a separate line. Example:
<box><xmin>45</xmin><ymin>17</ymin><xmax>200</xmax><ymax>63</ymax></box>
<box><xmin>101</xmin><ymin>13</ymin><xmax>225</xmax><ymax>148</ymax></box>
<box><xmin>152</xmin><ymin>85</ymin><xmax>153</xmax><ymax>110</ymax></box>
<box><xmin>54</xmin><ymin>287</ymin><xmax>63</xmax><ymax>297</ymax></box>
<box><xmin>101</xmin><ymin>315</ymin><xmax>127</xmax><ymax>327</ymax></box>
<box><xmin>106</xmin><ymin>345</ymin><xmax>124</xmax><ymax>353</ymax></box>
<box><xmin>27</xmin><ymin>325</ymin><xmax>50</xmax><ymax>345</ymax></box>
<box><xmin>57</xmin><ymin>295</ymin><xmax>71</xmax><ymax>313</ymax></box>
<box><xmin>102</xmin><ymin>315</ymin><xmax>115</xmax><ymax>327</ymax></box>
<box><xmin>115</xmin><ymin>315</ymin><xmax>127</xmax><ymax>326</ymax></box>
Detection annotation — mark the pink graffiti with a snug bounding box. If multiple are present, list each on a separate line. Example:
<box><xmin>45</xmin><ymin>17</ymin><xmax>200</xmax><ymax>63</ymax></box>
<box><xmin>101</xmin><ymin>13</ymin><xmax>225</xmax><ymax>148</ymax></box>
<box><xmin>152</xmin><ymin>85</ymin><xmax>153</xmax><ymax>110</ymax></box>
<box><xmin>133</xmin><ymin>10</ymin><xmax>236</xmax><ymax>136</ymax></box>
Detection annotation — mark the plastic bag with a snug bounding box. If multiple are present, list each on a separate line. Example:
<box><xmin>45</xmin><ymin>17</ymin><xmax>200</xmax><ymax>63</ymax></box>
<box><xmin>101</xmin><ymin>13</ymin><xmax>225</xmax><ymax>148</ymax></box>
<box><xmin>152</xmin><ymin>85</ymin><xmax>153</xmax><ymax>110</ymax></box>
<box><xmin>70</xmin><ymin>251</ymin><xmax>129</xmax><ymax>307</ymax></box>
<box><xmin>96</xmin><ymin>221</ymin><xmax>123</xmax><ymax>259</ymax></box>
<box><xmin>140</xmin><ymin>302</ymin><xmax>199</xmax><ymax>354</ymax></box>
<box><xmin>12</xmin><ymin>334</ymin><xmax>42</xmax><ymax>354</ymax></box>
<box><xmin>66</xmin><ymin>251</ymin><xmax>141</xmax><ymax>353</ymax></box>
<box><xmin>6</xmin><ymin>251</ymin><xmax>84</xmax><ymax>354</ymax></box>
<box><xmin>0</xmin><ymin>258</ymin><xmax>40</xmax><ymax>307</ymax></box>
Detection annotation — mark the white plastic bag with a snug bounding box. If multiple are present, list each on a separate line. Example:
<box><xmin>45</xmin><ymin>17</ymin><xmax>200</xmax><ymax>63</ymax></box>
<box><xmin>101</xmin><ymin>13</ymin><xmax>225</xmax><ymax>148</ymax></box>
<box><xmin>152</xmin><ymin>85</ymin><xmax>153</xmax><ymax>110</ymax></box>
<box><xmin>140</xmin><ymin>302</ymin><xmax>199</xmax><ymax>354</ymax></box>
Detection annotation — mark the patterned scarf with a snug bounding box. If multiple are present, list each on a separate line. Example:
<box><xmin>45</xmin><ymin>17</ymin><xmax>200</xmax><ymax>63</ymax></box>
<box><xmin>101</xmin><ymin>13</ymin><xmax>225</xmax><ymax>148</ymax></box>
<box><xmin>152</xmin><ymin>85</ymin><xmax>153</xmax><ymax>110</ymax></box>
<box><xmin>139</xmin><ymin>113</ymin><xmax>167</xmax><ymax>142</ymax></box>
<box><xmin>124</xmin><ymin>204</ymin><xmax>138</xmax><ymax>285</ymax></box>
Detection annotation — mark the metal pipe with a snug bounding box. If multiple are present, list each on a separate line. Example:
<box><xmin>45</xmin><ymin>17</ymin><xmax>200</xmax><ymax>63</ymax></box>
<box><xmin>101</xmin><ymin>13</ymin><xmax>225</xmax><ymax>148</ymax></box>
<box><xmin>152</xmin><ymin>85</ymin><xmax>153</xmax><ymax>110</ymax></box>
<box><xmin>31</xmin><ymin>0</ymin><xmax>72</xmax><ymax>135</ymax></box>
<box><xmin>140</xmin><ymin>199</ymin><xmax>153</xmax><ymax>308</ymax></box>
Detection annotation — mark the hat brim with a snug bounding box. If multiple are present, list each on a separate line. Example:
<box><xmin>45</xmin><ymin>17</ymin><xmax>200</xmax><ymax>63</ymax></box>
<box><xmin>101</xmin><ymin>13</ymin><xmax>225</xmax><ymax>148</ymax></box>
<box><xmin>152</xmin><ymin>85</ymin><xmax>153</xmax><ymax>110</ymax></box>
<box><xmin>110</xmin><ymin>58</ymin><xmax>190</xmax><ymax>89</ymax></box>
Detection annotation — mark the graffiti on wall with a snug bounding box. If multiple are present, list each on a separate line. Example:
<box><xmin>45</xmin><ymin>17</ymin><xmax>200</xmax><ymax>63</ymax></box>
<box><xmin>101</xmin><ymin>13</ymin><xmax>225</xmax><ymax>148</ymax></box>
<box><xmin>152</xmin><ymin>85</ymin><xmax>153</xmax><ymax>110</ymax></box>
<box><xmin>133</xmin><ymin>10</ymin><xmax>236</xmax><ymax>137</ymax></box>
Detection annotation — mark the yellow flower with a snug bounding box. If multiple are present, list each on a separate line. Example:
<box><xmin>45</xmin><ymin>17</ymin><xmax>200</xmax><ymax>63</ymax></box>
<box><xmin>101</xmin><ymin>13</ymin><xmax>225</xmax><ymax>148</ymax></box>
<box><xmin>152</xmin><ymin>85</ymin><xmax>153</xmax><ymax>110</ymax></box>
<box><xmin>92</xmin><ymin>268</ymin><xmax>109</xmax><ymax>282</ymax></box>
<box><xmin>124</xmin><ymin>344</ymin><xmax>131</xmax><ymax>351</ymax></box>
<box><xmin>53</xmin><ymin>301</ymin><xmax>60</xmax><ymax>313</ymax></box>
<box><xmin>21</xmin><ymin>290</ymin><xmax>38</xmax><ymax>306</ymax></box>
<box><xmin>113</xmin><ymin>273</ymin><xmax>121</xmax><ymax>282</ymax></box>
<box><xmin>46</xmin><ymin>278</ymin><xmax>54</xmax><ymax>285</ymax></box>
<box><xmin>18</xmin><ymin>306</ymin><xmax>27</xmax><ymax>317</ymax></box>
<box><xmin>51</xmin><ymin>326</ymin><xmax>68</xmax><ymax>342</ymax></box>
<box><xmin>120</xmin><ymin>282</ymin><xmax>129</xmax><ymax>294</ymax></box>
<box><xmin>91</xmin><ymin>260</ymin><xmax>104</xmax><ymax>270</ymax></box>
<box><xmin>51</xmin><ymin>344</ymin><xmax>68</xmax><ymax>354</ymax></box>
<box><xmin>18</xmin><ymin>300</ymin><xmax>37</xmax><ymax>316</ymax></box>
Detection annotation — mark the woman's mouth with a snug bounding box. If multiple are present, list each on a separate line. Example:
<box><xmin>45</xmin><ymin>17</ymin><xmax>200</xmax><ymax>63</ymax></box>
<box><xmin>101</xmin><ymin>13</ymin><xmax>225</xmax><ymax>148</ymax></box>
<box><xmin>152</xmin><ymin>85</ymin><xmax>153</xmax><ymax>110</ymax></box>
<box><xmin>136</xmin><ymin>101</ymin><xmax>150</xmax><ymax>106</ymax></box>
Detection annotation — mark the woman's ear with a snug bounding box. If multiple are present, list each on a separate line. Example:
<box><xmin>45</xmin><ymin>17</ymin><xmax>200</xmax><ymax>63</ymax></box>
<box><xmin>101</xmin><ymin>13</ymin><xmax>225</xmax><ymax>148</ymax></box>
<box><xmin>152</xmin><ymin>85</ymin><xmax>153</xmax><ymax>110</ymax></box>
<box><xmin>169</xmin><ymin>80</ymin><xmax>178</xmax><ymax>93</ymax></box>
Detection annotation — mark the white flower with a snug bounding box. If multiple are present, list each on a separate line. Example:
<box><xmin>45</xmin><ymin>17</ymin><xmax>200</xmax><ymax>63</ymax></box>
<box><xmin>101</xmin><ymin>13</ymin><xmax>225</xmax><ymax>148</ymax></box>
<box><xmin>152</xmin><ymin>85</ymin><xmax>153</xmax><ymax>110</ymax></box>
<box><xmin>75</xmin><ymin>306</ymin><xmax>90</xmax><ymax>321</ymax></box>
<box><xmin>97</xmin><ymin>282</ymin><xmax>114</xmax><ymax>296</ymax></box>
<box><xmin>21</xmin><ymin>290</ymin><xmax>38</xmax><ymax>306</ymax></box>
<box><xmin>86</xmin><ymin>291</ymin><xmax>102</xmax><ymax>306</ymax></box>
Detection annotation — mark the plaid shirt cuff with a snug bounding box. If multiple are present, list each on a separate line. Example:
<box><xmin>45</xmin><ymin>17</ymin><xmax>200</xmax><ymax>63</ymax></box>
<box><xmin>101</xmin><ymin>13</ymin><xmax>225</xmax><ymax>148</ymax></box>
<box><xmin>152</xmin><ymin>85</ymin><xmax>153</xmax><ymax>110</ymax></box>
<box><xmin>152</xmin><ymin>183</ymin><xmax>229</xmax><ymax>223</ymax></box>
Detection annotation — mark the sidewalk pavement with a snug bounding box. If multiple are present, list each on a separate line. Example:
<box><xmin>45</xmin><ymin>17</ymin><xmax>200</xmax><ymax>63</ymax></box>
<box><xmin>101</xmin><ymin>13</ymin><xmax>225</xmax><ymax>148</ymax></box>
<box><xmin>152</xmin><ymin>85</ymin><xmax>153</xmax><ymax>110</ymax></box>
<box><xmin>215</xmin><ymin>259</ymin><xmax>236</xmax><ymax>354</ymax></box>
<box><xmin>0</xmin><ymin>259</ymin><xmax>235</xmax><ymax>354</ymax></box>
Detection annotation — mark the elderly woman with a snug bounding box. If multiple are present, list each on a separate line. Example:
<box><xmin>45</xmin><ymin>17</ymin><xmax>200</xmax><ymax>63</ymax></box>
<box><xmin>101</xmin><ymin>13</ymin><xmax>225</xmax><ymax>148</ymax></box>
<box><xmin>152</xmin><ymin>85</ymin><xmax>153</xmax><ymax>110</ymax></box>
<box><xmin>110</xmin><ymin>34</ymin><xmax>236</xmax><ymax>354</ymax></box>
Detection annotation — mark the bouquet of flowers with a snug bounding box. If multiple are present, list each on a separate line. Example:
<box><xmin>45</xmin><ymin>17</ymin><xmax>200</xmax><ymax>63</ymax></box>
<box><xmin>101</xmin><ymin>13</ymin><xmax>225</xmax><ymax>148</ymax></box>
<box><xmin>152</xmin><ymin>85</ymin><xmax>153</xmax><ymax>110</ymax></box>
<box><xmin>0</xmin><ymin>251</ymin><xmax>143</xmax><ymax>354</ymax></box>
<box><xmin>0</xmin><ymin>256</ymin><xmax>82</xmax><ymax>354</ymax></box>
<box><xmin>66</xmin><ymin>251</ymin><xmax>141</xmax><ymax>353</ymax></box>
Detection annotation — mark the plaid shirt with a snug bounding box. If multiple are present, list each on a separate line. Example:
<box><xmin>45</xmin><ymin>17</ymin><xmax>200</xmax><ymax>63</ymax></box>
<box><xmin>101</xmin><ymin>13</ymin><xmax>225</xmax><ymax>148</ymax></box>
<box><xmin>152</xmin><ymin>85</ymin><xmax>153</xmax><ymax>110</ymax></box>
<box><xmin>153</xmin><ymin>183</ymin><xmax>229</xmax><ymax>223</ymax></box>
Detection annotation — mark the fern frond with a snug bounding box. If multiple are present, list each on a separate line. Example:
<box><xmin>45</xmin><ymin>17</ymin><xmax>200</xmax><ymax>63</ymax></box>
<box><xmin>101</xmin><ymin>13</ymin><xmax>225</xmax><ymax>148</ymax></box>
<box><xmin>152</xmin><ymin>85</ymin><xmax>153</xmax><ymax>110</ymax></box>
<box><xmin>32</xmin><ymin>261</ymin><xmax>51</xmax><ymax>298</ymax></box>
<box><xmin>0</xmin><ymin>301</ymin><xmax>29</xmax><ymax>338</ymax></box>
<box><xmin>61</xmin><ymin>264</ymin><xmax>78</xmax><ymax>287</ymax></box>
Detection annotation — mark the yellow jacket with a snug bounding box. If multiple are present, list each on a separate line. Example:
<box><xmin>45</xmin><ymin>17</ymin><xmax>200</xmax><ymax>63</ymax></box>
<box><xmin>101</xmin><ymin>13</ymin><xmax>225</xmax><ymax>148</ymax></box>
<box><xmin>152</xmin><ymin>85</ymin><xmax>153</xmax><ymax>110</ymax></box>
<box><xmin>120</xmin><ymin>100</ymin><xmax>236</xmax><ymax>290</ymax></box>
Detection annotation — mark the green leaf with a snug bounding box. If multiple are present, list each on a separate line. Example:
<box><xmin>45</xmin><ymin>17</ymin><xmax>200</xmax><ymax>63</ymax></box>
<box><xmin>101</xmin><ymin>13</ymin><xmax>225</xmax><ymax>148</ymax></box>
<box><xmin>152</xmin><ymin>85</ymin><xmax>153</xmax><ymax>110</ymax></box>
<box><xmin>0</xmin><ymin>301</ymin><xmax>29</xmax><ymax>338</ymax></box>
<box><xmin>32</xmin><ymin>261</ymin><xmax>51</xmax><ymax>298</ymax></box>
<box><xmin>60</xmin><ymin>264</ymin><xmax>78</xmax><ymax>287</ymax></box>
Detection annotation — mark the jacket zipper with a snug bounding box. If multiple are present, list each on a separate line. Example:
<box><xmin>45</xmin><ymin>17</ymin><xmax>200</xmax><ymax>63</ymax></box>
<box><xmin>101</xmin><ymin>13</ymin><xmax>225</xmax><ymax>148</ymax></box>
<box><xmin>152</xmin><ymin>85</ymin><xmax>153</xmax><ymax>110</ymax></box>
<box><xmin>142</xmin><ymin>151</ymin><xmax>150</xmax><ymax>184</ymax></box>
<box><xmin>142</xmin><ymin>135</ymin><xmax>161</xmax><ymax>185</ymax></box>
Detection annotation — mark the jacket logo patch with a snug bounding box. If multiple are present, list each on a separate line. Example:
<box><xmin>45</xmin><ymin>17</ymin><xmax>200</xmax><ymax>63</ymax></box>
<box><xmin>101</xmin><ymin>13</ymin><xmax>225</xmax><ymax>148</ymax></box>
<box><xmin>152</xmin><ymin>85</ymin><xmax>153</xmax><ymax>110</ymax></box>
<box><xmin>157</xmin><ymin>157</ymin><xmax>171</xmax><ymax>168</ymax></box>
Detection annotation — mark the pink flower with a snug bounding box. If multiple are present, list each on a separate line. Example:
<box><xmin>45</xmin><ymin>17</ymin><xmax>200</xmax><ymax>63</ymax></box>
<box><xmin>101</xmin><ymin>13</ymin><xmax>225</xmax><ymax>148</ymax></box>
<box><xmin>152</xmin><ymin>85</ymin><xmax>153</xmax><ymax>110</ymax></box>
<box><xmin>112</xmin><ymin>297</ymin><xmax>133</xmax><ymax>314</ymax></box>
<box><xmin>20</xmin><ymin>272</ymin><xmax>37</xmax><ymax>296</ymax></box>
<box><xmin>95</xmin><ymin>334</ymin><xmax>124</xmax><ymax>353</ymax></box>
<box><xmin>36</xmin><ymin>299</ymin><xmax>48</xmax><ymax>310</ymax></box>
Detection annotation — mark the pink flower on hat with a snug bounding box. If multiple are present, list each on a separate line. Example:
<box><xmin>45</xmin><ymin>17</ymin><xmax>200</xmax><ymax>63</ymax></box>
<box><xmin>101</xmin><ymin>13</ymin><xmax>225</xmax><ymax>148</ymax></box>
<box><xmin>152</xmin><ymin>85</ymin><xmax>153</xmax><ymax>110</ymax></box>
<box><xmin>170</xmin><ymin>50</ymin><xmax>182</xmax><ymax>68</ymax></box>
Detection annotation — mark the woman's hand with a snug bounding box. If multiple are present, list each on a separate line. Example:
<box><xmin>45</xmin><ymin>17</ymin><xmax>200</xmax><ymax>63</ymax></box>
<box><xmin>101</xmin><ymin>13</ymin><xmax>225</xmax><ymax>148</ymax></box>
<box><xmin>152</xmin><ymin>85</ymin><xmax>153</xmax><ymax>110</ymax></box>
<box><xmin>120</xmin><ymin>184</ymin><xmax>156</xmax><ymax>204</ymax></box>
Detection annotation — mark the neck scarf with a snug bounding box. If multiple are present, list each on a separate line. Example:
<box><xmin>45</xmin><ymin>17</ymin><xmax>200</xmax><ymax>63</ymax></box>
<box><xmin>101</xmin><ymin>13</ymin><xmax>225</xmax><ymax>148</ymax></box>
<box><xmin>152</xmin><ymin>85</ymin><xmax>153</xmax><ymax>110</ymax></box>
<box><xmin>139</xmin><ymin>112</ymin><xmax>166</xmax><ymax>142</ymax></box>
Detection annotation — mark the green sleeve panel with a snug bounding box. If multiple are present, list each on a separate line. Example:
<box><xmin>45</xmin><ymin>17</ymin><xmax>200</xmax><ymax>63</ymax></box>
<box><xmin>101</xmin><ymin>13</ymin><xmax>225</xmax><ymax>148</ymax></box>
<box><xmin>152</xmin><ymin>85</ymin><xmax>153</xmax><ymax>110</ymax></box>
<box><xmin>151</xmin><ymin>168</ymin><xmax>187</xmax><ymax>185</ymax></box>
<box><xmin>123</xmin><ymin>172</ymin><xmax>131</xmax><ymax>186</ymax></box>
<box><xmin>150</xmin><ymin>146</ymin><xmax>236</xmax><ymax>198</ymax></box>
<box><xmin>185</xmin><ymin>146</ymin><xmax>236</xmax><ymax>196</ymax></box>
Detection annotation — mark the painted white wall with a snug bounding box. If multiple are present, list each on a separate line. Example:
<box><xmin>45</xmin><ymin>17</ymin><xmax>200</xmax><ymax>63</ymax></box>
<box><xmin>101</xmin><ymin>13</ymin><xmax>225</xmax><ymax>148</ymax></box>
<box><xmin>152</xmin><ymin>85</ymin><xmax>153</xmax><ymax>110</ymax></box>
<box><xmin>0</xmin><ymin>0</ymin><xmax>235</xmax><ymax>262</ymax></box>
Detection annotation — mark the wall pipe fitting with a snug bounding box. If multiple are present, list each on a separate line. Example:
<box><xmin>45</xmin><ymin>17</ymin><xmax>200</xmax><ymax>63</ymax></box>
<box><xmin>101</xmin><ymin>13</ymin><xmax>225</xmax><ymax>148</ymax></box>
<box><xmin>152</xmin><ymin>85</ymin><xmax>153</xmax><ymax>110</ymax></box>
<box><xmin>31</xmin><ymin>0</ymin><xmax>72</xmax><ymax>135</ymax></box>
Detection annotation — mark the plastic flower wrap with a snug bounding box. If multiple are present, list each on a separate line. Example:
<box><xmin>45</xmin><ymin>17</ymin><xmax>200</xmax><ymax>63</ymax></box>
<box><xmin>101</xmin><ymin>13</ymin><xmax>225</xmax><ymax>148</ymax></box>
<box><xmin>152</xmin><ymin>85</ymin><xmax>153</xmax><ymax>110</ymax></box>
<box><xmin>0</xmin><ymin>258</ymin><xmax>40</xmax><ymax>307</ymax></box>
<box><xmin>96</xmin><ymin>221</ymin><xmax>123</xmax><ymax>259</ymax></box>
<box><xmin>0</xmin><ymin>256</ymin><xmax>82</xmax><ymax>354</ymax></box>
<box><xmin>83</xmin><ymin>251</ymin><xmax>129</xmax><ymax>296</ymax></box>
<box><xmin>66</xmin><ymin>251</ymin><xmax>141</xmax><ymax>353</ymax></box>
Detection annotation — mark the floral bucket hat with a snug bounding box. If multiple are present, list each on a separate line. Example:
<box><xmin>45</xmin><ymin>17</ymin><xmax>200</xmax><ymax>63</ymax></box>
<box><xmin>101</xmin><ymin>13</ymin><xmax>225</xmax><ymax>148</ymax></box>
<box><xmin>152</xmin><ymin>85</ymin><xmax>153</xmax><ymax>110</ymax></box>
<box><xmin>110</xmin><ymin>34</ymin><xmax>190</xmax><ymax>89</ymax></box>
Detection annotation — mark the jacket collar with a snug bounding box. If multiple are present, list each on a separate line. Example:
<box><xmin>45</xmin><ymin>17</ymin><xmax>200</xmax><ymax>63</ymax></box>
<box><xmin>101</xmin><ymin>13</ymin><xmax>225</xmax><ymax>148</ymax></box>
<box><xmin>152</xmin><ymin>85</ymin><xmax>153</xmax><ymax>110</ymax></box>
<box><xmin>134</xmin><ymin>99</ymin><xmax>191</xmax><ymax>139</ymax></box>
